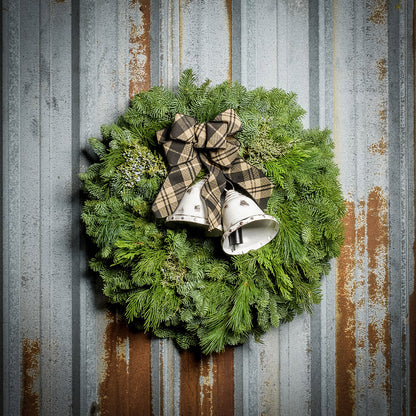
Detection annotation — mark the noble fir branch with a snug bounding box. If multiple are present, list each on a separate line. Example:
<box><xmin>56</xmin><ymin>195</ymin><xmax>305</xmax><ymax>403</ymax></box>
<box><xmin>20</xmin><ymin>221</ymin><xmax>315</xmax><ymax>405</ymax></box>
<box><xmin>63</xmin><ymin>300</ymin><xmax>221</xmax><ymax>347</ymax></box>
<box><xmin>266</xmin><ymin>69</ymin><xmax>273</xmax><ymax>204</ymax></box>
<box><xmin>88</xmin><ymin>137</ymin><xmax>107</xmax><ymax>159</ymax></box>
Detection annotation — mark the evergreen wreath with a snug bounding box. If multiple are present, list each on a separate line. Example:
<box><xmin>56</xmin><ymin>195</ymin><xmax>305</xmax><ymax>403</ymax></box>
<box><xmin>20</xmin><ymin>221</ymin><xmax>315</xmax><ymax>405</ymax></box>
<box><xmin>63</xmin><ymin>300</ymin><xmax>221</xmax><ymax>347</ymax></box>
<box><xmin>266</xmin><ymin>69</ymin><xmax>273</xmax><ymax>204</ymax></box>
<box><xmin>80</xmin><ymin>70</ymin><xmax>345</xmax><ymax>354</ymax></box>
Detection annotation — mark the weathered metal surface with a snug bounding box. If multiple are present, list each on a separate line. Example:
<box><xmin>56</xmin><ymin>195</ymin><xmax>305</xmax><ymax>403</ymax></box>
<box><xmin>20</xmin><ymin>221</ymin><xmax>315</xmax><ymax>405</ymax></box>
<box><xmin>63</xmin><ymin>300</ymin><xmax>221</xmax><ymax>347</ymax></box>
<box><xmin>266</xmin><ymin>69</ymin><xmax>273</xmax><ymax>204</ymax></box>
<box><xmin>333</xmin><ymin>2</ymin><xmax>414</xmax><ymax>416</ymax></box>
<box><xmin>2</xmin><ymin>0</ymin><xmax>415</xmax><ymax>415</ymax></box>
<box><xmin>99</xmin><ymin>310</ymin><xmax>152</xmax><ymax>415</ymax></box>
<box><xmin>129</xmin><ymin>0</ymin><xmax>151</xmax><ymax>96</ymax></box>
<box><xmin>22</xmin><ymin>339</ymin><xmax>41</xmax><ymax>416</ymax></box>
<box><xmin>3</xmin><ymin>0</ymin><xmax>74</xmax><ymax>414</ymax></box>
<box><xmin>412</xmin><ymin>0</ymin><xmax>416</xmax><ymax>397</ymax></box>
<box><xmin>333</xmin><ymin>0</ymin><xmax>392</xmax><ymax>411</ymax></box>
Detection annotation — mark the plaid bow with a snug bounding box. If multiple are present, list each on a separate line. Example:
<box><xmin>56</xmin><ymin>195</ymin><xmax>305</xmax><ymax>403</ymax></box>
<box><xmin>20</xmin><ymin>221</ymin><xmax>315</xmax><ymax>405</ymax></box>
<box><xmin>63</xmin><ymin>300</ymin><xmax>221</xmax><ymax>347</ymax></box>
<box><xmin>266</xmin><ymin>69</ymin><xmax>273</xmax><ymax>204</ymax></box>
<box><xmin>152</xmin><ymin>109</ymin><xmax>274</xmax><ymax>231</ymax></box>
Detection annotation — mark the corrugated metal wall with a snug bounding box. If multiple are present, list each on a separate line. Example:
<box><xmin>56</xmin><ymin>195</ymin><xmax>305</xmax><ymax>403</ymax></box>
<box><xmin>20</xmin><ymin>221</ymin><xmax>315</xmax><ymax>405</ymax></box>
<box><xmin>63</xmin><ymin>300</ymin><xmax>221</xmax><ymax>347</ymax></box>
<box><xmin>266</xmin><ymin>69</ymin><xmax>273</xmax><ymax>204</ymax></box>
<box><xmin>1</xmin><ymin>0</ymin><xmax>415</xmax><ymax>415</ymax></box>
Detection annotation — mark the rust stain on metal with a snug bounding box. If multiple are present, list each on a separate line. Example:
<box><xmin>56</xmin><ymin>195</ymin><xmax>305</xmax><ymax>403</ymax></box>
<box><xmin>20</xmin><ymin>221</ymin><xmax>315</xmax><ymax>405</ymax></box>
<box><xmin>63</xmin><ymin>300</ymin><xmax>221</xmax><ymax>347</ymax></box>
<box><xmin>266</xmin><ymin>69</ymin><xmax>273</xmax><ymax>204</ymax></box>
<box><xmin>356</xmin><ymin>199</ymin><xmax>366</xmax><ymax>264</ymax></box>
<box><xmin>22</xmin><ymin>338</ymin><xmax>40</xmax><ymax>416</ymax></box>
<box><xmin>379</xmin><ymin>107</ymin><xmax>386</xmax><ymax>123</ymax></box>
<box><xmin>180</xmin><ymin>350</ymin><xmax>201</xmax><ymax>415</ymax></box>
<box><xmin>180</xmin><ymin>349</ymin><xmax>234</xmax><ymax>415</ymax></box>
<box><xmin>226</xmin><ymin>0</ymin><xmax>233</xmax><ymax>81</ymax></box>
<box><xmin>366</xmin><ymin>186</ymin><xmax>390</xmax><ymax>394</ymax></box>
<box><xmin>335</xmin><ymin>200</ymin><xmax>357</xmax><ymax>416</ymax></box>
<box><xmin>368</xmin><ymin>0</ymin><xmax>388</xmax><ymax>24</ymax></box>
<box><xmin>99</xmin><ymin>309</ymin><xmax>152</xmax><ymax>416</ymax></box>
<box><xmin>129</xmin><ymin>0</ymin><xmax>151</xmax><ymax>97</ymax></box>
<box><xmin>368</xmin><ymin>136</ymin><xmax>387</xmax><ymax>155</ymax></box>
<box><xmin>200</xmin><ymin>355</ymin><xmax>214</xmax><ymax>414</ymax></box>
<box><xmin>377</xmin><ymin>58</ymin><xmax>387</xmax><ymax>81</ymax></box>
<box><xmin>212</xmin><ymin>347</ymin><xmax>234</xmax><ymax>415</ymax></box>
<box><xmin>367</xmin><ymin>187</ymin><xmax>388</xmax><ymax>271</ymax></box>
<box><xmin>355</xmin><ymin>199</ymin><xmax>367</xmax><ymax>352</ymax></box>
<box><xmin>371</xmin><ymin>101</ymin><xmax>388</xmax><ymax>156</ymax></box>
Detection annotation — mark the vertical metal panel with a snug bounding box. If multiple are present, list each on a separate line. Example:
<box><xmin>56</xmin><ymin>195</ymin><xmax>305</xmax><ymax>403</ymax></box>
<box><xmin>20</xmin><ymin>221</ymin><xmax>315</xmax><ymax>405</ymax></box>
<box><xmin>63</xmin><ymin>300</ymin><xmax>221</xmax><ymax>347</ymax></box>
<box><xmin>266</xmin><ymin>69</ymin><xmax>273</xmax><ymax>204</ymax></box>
<box><xmin>3</xmin><ymin>1</ymin><xmax>75</xmax><ymax>414</ymax></box>
<box><xmin>3</xmin><ymin>2</ymin><xmax>22</xmax><ymax>414</ymax></box>
<box><xmin>179</xmin><ymin>0</ymin><xmax>232</xmax><ymax>83</ymax></box>
<box><xmin>388</xmin><ymin>2</ymin><xmax>415</xmax><ymax>415</ymax></box>
<box><xmin>154</xmin><ymin>2</ymin><xmax>236</xmax><ymax>415</ymax></box>
<box><xmin>78</xmin><ymin>1</ymin><xmax>129</xmax><ymax>413</ymax></box>
<box><xmin>310</xmin><ymin>0</ymin><xmax>337</xmax><ymax>410</ymax></box>
<box><xmin>309</xmin><ymin>11</ymin><xmax>337</xmax><ymax>416</ymax></box>
<box><xmin>236</xmin><ymin>2</ymin><xmax>317</xmax><ymax>414</ymax></box>
<box><xmin>333</xmin><ymin>1</ymin><xmax>414</xmax><ymax>416</ymax></box>
<box><xmin>2</xmin><ymin>1</ymin><xmax>415</xmax><ymax>415</ymax></box>
<box><xmin>309</xmin><ymin>1</ymin><xmax>336</xmax><ymax>415</ymax></box>
<box><xmin>40</xmin><ymin>1</ymin><xmax>74</xmax><ymax>413</ymax></box>
<box><xmin>78</xmin><ymin>2</ymin><xmax>154</xmax><ymax>416</ymax></box>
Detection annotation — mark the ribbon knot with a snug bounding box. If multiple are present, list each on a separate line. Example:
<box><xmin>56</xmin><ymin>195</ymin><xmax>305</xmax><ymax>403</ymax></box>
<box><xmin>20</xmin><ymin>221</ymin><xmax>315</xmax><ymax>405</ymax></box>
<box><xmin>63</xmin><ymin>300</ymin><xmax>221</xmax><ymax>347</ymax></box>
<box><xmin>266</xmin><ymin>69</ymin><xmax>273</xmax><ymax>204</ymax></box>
<box><xmin>152</xmin><ymin>109</ymin><xmax>274</xmax><ymax>231</ymax></box>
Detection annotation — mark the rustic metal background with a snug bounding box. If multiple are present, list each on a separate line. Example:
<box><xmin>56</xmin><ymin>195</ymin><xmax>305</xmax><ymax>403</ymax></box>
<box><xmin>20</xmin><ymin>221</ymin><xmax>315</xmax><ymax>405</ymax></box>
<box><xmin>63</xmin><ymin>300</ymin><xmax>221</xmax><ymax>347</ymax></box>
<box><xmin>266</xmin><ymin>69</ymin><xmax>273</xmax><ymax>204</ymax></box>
<box><xmin>2</xmin><ymin>0</ymin><xmax>415</xmax><ymax>415</ymax></box>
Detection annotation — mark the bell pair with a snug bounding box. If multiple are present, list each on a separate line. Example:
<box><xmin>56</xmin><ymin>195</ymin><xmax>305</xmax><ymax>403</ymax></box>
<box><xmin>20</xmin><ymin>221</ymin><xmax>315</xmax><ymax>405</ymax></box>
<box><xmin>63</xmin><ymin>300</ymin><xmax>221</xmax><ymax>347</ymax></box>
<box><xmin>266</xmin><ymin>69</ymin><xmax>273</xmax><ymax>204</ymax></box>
<box><xmin>166</xmin><ymin>178</ymin><xmax>279</xmax><ymax>255</ymax></box>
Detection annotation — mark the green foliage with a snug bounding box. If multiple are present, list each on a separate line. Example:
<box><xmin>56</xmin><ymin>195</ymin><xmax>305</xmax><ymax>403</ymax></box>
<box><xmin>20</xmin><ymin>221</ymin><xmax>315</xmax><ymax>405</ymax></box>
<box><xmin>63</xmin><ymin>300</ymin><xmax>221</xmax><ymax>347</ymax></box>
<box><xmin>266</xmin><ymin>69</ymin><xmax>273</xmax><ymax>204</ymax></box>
<box><xmin>80</xmin><ymin>69</ymin><xmax>345</xmax><ymax>354</ymax></box>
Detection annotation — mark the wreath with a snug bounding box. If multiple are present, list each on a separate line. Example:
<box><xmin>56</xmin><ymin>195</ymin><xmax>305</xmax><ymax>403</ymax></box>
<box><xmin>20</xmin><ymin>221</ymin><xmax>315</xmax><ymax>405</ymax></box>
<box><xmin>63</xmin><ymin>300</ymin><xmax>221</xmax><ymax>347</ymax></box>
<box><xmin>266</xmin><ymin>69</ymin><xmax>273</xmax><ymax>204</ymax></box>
<box><xmin>80</xmin><ymin>70</ymin><xmax>345</xmax><ymax>354</ymax></box>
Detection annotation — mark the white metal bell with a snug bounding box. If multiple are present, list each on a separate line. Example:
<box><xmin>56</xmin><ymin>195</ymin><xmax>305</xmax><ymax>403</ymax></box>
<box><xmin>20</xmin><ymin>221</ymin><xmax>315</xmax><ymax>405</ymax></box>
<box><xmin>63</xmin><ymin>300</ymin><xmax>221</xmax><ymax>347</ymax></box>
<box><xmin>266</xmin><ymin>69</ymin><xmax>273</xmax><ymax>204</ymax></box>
<box><xmin>221</xmin><ymin>190</ymin><xmax>279</xmax><ymax>255</ymax></box>
<box><xmin>166</xmin><ymin>178</ymin><xmax>222</xmax><ymax>235</ymax></box>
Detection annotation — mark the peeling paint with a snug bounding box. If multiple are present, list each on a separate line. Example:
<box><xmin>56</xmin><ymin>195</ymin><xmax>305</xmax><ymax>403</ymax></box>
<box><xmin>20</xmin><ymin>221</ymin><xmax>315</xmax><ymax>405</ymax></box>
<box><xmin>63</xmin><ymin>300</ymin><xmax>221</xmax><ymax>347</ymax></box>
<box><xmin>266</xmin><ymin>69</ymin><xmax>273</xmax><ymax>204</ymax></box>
<box><xmin>200</xmin><ymin>355</ymin><xmax>214</xmax><ymax>414</ymax></box>
<box><xmin>129</xmin><ymin>0</ymin><xmax>151</xmax><ymax>97</ymax></box>
<box><xmin>367</xmin><ymin>187</ymin><xmax>390</xmax><ymax>396</ymax></box>
<box><xmin>368</xmin><ymin>136</ymin><xmax>387</xmax><ymax>155</ymax></box>
<box><xmin>379</xmin><ymin>107</ymin><xmax>387</xmax><ymax>123</ymax></box>
<box><xmin>377</xmin><ymin>58</ymin><xmax>387</xmax><ymax>81</ymax></box>
<box><xmin>180</xmin><ymin>349</ymin><xmax>234</xmax><ymax>415</ymax></box>
<box><xmin>368</xmin><ymin>0</ymin><xmax>388</xmax><ymax>25</ymax></box>
<box><xmin>356</xmin><ymin>200</ymin><xmax>366</xmax><ymax>265</ymax></box>
<box><xmin>336</xmin><ymin>200</ymin><xmax>357</xmax><ymax>416</ymax></box>
<box><xmin>22</xmin><ymin>338</ymin><xmax>40</xmax><ymax>416</ymax></box>
<box><xmin>336</xmin><ymin>186</ymin><xmax>391</xmax><ymax>413</ymax></box>
<box><xmin>355</xmin><ymin>199</ymin><xmax>367</xmax><ymax>356</ymax></box>
<box><xmin>99</xmin><ymin>309</ymin><xmax>152</xmax><ymax>416</ymax></box>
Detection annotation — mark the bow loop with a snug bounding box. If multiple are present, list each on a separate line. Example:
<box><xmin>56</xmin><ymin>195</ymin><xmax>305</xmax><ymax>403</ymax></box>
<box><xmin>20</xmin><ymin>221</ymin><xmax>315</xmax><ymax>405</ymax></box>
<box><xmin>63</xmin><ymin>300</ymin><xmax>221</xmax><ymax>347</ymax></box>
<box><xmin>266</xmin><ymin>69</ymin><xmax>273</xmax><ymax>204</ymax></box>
<box><xmin>205</xmin><ymin>122</ymin><xmax>228</xmax><ymax>149</ymax></box>
<box><xmin>169</xmin><ymin>113</ymin><xmax>197</xmax><ymax>142</ymax></box>
<box><xmin>213</xmin><ymin>108</ymin><xmax>242</xmax><ymax>135</ymax></box>
<box><xmin>152</xmin><ymin>109</ymin><xmax>274</xmax><ymax>231</ymax></box>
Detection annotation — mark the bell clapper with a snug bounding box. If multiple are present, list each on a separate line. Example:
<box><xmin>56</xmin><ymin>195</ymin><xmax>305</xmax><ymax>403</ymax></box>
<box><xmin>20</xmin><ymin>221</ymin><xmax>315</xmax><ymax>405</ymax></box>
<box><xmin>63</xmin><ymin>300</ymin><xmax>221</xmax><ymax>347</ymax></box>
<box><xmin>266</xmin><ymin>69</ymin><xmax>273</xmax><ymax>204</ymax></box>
<box><xmin>221</xmin><ymin>189</ymin><xmax>279</xmax><ymax>255</ymax></box>
<box><xmin>229</xmin><ymin>228</ymin><xmax>243</xmax><ymax>251</ymax></box>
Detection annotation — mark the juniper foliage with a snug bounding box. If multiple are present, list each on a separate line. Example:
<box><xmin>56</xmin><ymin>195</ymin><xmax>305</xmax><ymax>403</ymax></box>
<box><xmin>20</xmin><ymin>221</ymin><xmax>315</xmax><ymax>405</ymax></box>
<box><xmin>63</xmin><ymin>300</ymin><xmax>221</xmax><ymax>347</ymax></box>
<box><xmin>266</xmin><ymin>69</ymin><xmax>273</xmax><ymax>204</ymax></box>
<box><xmin>80</xmin><ymin>70</ymin><xmax>345</xmax><ymax>354</ymax></box>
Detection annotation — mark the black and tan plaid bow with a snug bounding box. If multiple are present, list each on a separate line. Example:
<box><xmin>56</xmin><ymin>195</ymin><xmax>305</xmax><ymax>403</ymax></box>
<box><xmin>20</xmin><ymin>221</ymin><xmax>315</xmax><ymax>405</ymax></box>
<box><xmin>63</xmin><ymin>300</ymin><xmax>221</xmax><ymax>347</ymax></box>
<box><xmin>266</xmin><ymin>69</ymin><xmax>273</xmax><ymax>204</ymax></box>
<box><xmin>152</xmin><ymin>109</ymin><xmax>274</xmax><ymax>231</ymax></box>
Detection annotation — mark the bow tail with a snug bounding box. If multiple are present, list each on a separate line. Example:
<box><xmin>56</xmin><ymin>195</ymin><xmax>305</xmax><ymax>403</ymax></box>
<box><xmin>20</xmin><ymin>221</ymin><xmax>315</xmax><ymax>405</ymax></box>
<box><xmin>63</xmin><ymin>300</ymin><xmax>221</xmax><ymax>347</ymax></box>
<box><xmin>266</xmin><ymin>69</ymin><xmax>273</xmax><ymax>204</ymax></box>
<box><xmin>200</xmin><ymin>155</ymin><xmax>227</xmax><ymax>231</ymax></box>
<box><xmin>152</xmin><ymin>158</ymin><xmax>202</xmax><ymax>218</ymax></box>
<box><xmin>225</xmin><ymin>158</ymin><xmax>274</xmax><ymax>210</ymax></box>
